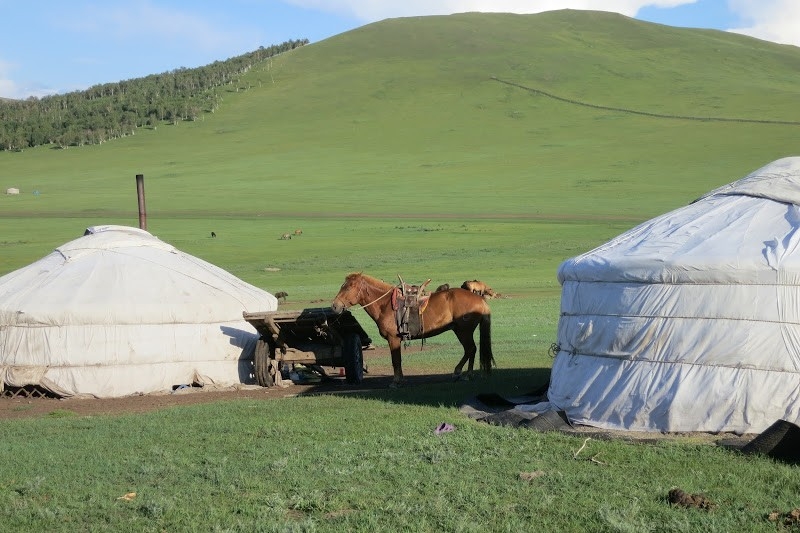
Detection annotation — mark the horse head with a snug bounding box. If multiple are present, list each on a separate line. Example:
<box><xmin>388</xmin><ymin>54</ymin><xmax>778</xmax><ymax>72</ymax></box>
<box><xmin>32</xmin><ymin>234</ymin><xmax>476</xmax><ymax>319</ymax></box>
<box><xmin>331</xmin><ymin>272</ymin><xmax>363</xmax><ymax>314</ymax></box>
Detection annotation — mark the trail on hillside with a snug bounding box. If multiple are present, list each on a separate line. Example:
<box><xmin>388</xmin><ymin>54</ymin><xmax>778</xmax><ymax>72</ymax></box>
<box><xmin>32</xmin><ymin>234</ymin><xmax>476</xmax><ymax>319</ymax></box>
<box><xmin>492</xmin><ymin>76</ymin><xmax>800</xmax><ymax>126</ymax></box>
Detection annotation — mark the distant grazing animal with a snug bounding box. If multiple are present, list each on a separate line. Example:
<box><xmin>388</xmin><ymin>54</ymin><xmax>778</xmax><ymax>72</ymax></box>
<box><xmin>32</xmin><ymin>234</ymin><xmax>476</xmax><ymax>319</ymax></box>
<box><xmin>461</xmin><ymin>280</ymin><xmax>496</xmax><ymax>299</ymax></box>
<box><xmin>435</xmin><ymin>283</ymin><xmax>450</xmax><ymax>292</ymax></box>
<box><xmin>280</xmin><ymin>233</ymin><xmax>292</xmax><ymax>240</ymax></box>
<box><xmin>211</xmin><ymin>231</ymin><xmax>217</xmax><ymax>238</ymax></box>
<box><xmin>294</xmin><ymin>229</ymin><xmax>303</xmax><ymax>236</ymax></box>
<box><xmin>332</xmin><ymin>272</ymin><xmax>494</xmax><ymax>387</ymax></box>
<box><xmin>274</xmin><ymin>291</ymin><xmax>288</xmax><ymax>302</ymax></box>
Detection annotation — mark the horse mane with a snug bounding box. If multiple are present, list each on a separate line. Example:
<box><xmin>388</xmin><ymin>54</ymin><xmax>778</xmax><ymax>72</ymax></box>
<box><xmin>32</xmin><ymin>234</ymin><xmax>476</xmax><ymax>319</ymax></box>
<box><xmin>347</xmin><ymin>271</ymin><xmax>393</xmax><ymax>290</ymax></box>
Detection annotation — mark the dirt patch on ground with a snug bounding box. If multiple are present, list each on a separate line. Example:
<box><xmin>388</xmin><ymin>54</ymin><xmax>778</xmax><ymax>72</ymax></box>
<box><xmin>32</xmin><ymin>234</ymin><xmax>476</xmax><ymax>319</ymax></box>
<box><xmin>0</xmin><ymin>348</ymin><xmax>472</xmax><ymax>420</ymax></box>
<box><xmin>1</xmin><ymin>384</ymin><xmax>298</xmax><ymax>420</ymax></box>
<box><xmin>0</xmin><ymin>348</ymin><xmax>446</xmax><ymax>420</ymax></box>
<box><xmin>0</xmin><ymin>370</ymin><xmax>405</xmax><ymax>420</ymax></box>
<box><xmin>668</xmin><ymin>488</ymin><xmax>716</xmax><ymax>510</ymax></box>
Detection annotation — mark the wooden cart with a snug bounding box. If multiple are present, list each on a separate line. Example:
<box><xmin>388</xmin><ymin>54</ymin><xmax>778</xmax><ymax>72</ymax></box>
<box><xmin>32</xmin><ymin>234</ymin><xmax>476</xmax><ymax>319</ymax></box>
<box><xmin>243</xmin><ymin>307</ymin><xmax>373</xmax><ymax>387</ymax></box>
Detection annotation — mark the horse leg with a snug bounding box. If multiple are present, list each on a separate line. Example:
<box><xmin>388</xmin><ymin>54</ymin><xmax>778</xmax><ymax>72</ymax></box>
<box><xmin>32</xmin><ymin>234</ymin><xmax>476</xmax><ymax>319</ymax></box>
<box><xmin>452</xmin><ymin>352</ymin><xmax>471</xmax><ymax>381</ymax></box>
<box><xmin>452</xmin><ymin>327</ymin><xmax>477</xmax><ymax>381</ymax></box>
<box><xmin>389</xmin><ymin>337</ymin><xmax>405</xmax><ymax>388</ymax></box>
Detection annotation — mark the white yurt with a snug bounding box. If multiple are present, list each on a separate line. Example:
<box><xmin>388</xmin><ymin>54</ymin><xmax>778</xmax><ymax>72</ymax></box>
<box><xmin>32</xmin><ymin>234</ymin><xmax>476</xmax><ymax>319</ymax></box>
<box><xmin>549</xmin><ymin>156</ymin><xmax>800</xmax><ymax>434</ymax></box>
<box><xmin>0</xmin><ymin>225</ymin><xmax>277</xmax><ymax>398</ymax></box>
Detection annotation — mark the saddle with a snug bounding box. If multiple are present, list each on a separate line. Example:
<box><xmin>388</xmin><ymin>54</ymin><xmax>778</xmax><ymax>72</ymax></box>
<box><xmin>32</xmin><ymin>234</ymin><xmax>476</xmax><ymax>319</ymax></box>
<box><xmin>392</xmin><ymin>275</ymin><xmax>431</xmax><ymax>340</ymax></box>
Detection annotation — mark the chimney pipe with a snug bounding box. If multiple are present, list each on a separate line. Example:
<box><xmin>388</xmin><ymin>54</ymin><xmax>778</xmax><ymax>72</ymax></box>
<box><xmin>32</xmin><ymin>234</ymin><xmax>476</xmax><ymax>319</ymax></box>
<box><xmin>136</xmin><ymin>174</ymin><xmax>147</xmax><ymax>230</ymax></box>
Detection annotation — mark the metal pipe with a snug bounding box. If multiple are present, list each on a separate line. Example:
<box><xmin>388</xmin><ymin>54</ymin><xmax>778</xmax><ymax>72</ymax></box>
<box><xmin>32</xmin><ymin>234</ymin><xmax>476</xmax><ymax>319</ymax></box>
<box><xmin>135</xmin><ymin>174</ymin><xmax>147</xmax><ymax>230</ymax></box>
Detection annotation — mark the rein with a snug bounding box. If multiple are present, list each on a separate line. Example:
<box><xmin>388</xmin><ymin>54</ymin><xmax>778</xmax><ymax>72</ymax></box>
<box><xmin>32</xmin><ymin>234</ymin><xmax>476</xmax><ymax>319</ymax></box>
<box><xmin>354</xmin><ymin>276</ymin><xmax>394</xmax><ymax>310</ymax></box>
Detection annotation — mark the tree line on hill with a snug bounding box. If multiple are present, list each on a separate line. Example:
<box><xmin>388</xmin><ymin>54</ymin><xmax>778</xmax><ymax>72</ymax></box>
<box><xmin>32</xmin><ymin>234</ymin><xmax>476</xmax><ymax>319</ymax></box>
<box><xmin>0</xmin><ymin>39</ymin><xmax>308</xmax><ymax>152</ymax></box>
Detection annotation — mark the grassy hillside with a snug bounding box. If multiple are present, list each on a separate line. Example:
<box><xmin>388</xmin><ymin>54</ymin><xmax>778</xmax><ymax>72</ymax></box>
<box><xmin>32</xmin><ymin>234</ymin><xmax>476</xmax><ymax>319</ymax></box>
<box><xmin>2</xmin><ymin>10</ymin><xmax>798</xmax><ymax>225</ymax></box>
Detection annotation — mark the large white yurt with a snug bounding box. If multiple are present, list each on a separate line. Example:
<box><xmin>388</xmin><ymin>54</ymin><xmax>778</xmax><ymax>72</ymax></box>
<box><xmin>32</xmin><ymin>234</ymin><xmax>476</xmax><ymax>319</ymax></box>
<box><xmin>0</xmin><ymin>225</ymin><xmax>277</xmax><ymax>398</ymax></box>
<box><xmin>549</xmin><ymin>156</ymin><xmax>800</xmax><ymax>434</ymax></box>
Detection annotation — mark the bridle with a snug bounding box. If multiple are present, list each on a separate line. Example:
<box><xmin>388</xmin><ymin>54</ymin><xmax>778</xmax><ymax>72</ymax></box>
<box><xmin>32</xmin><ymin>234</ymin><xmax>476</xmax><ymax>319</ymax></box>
<box><xmin>348</xmin><ymin>275</ymin><xmax>394</xmax><ymax>310</ymax></box>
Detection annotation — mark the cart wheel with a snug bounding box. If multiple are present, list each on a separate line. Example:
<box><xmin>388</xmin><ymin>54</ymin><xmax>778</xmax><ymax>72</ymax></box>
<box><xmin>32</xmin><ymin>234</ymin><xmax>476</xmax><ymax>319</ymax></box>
<box><xmin>254</xmin><ymin>338</ymin><xmax>275</xmax><ymax>387</ymax></box>
<box><xmin>343</xmin><ymin>333</ymin><xmax>364</xmax><ymax>384</ymax></box>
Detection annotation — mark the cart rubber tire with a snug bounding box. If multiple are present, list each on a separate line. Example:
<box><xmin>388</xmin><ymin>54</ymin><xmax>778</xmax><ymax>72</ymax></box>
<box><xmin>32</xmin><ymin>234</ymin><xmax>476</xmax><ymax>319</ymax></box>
<box><xmin>254</xmin><ymin>338</ymin><xmax>275</xmax><ymax>387</ymax></box>
<box><xmin>343</xmin><ymin>333</ymin><xmax>364</xmax><ymax>384</ymax></box>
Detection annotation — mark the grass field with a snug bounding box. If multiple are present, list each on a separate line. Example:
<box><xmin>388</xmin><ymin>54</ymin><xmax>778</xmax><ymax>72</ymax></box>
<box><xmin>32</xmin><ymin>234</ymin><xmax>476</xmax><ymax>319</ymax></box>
<box><xmin>2</xmin><ymin>10</ymin><xmax>800</xmax><ymax>531</ymax></box>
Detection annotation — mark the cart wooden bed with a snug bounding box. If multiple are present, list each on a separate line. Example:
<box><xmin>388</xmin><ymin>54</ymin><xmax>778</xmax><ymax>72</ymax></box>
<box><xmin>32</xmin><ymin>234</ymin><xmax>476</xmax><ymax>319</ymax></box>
<box><xmin>243</xmin><ymin>307</ymin><xmax>373</xmax><ymax>387</ymax></box>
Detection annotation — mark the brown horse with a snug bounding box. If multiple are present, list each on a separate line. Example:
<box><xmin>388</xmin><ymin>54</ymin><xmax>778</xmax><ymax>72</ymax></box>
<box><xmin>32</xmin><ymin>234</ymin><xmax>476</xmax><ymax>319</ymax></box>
<box><xmin>461</xmin><ymin>279</ymin><xmax>496</xmax><ymax>299</ymax></box>
<box><xmin>331</xmin><ymin>272</ymin><xmax>495</xmax><ymax>386</ymax></box>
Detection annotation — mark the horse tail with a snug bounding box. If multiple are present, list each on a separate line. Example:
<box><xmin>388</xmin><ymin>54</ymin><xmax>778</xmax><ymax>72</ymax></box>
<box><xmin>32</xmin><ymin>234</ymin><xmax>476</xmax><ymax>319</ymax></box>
<box><xmin>479</xmin><ymin>312</ymin><xmax>495</xmax><ymax>373</ymax></box>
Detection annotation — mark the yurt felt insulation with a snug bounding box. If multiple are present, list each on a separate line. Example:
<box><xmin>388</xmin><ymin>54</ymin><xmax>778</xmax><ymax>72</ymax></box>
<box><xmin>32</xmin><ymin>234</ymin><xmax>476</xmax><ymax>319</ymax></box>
<box><xmin>0</xmin><ymin>225</ymin><xmax>277</xmax><ymax>398</ymax></box>
<box><xmin>547</xmin><ymin>156</ymin><xmax>800</xmax><ymax>434</ymax></box>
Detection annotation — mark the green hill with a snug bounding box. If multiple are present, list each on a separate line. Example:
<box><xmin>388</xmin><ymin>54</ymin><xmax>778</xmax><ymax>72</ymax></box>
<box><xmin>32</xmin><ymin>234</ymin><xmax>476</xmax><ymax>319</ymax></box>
<box><xmin>1</xmin><ymin>9</ymin><xmax>799</xmax><ymax>222</ymax></box>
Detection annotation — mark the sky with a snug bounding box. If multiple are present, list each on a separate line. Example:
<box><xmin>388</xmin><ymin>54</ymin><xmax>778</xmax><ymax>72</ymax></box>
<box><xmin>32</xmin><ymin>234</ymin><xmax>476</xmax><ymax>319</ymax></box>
<box><xmin>1</xmin><ymin>0</ymin><xmax>797</xmax><ymax>100</ymax></box>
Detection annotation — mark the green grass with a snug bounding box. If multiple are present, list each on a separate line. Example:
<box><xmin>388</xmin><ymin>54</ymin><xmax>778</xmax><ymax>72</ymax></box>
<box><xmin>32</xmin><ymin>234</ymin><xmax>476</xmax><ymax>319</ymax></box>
<box><xmin>2</xmin><ymin>10</ymin><xmax>800</xmax><ymax>531</ymax></box>
<box><xmin>0</xmin><ymin>215</ymin><xmax>621</xmax><ymax>303</ymax></box>
<box><xmin>1</xmin><ymin>397</ymin><xmax>796</xmax><ymax>532</ymax></box>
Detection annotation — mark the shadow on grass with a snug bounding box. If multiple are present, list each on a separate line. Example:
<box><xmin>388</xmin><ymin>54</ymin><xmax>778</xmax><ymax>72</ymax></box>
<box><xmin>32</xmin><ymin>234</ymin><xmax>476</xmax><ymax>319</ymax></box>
<box><xmin>292</xmin><ymin>366</ymin><xmax>551</xmax><ymax>409</ymax></box>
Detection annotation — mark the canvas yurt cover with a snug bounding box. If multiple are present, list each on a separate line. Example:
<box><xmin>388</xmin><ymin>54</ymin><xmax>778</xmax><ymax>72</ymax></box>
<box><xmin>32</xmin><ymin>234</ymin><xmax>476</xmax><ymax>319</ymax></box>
<box><xmin>0</xmin><ymin>226</ymin><xmax>277</xmax><ymax>398</ymax></box>
<box><xmin>550</xmin><ymin>156</ymin><xmax>800</xmax><ymax>434</ymax></box>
